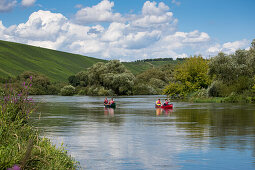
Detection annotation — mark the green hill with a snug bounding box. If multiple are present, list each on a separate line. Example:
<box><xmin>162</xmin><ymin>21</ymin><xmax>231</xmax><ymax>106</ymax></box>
<box><xmin>123</xmin><ymin>60</ymin><xmax>183</xmax><ymax>75</ymax></box>
<box><xmin>0</xmin><ymin>40</ymin><xmax>105</xmax><ymax>81</ymax></box>
<box><xmin>0</xmin><ymin>40</ymin><xmax>181</xmax><ymax>81</ymax></box>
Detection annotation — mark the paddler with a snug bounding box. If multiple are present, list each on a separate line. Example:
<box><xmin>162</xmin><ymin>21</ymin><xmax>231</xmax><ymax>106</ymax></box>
<box><xmin>104</xmin><ymin>97</ymin><xmax>109</xmax><ymax>105</ymax></box>
<box><xmin>156</xmin><ymin>98</ymin><xmax>161</xmax><ymax>106</ymax></box>
<box><xmin>109</xmin><ymin>98</ymin><xmax>115</xmax><ymax>105</ymax></box>
<box><xmin>163</xmin><ymin>99</ymin><xmax>169</xmax><ymax>106</ymax></box>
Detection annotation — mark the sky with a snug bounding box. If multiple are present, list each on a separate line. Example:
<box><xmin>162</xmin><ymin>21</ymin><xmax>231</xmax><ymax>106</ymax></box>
<box><xmin>0</xmin><ymin>0</ymin><xmax>254</xmax><ymax>61</ymax></box>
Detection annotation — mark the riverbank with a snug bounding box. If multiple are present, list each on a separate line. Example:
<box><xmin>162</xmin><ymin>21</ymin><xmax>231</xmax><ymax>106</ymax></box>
<box><xmin>0</xmin><ymin>82</ymin><xmax>79</xmax><ymax>169</ymax></box>
<box><xmin>187</xmin><ymin>95</ymin><xmax>255</xmax><ymax>103</ymax></box>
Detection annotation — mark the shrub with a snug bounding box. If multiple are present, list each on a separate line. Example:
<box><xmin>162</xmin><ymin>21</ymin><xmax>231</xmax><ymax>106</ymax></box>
<box><xmin>0</xmin><ymin>80</ymin><xmax>78</xmax><ymax>169</ymax></box>
<box><xmin>133</xmin><ymin>83</ymin><xmax>157</xmax><ymax>95</ymax></box>
<box><xmin>60</xmin><ymin>85</ymin><xmax>75</xmax><ymax>96</ymax></box>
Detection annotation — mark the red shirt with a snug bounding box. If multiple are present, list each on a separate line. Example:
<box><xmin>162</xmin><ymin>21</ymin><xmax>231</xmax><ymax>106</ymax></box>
<box><xmin>104</xmin><ymin>99</ymin><xmax>108</xmax><ymax>104</ymax></box>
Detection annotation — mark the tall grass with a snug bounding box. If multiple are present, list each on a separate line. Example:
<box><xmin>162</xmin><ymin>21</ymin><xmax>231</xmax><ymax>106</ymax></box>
<box><xmin>0</xmin><ymin>78</ymin><xmax>79</xmax><ymax>169</ymax></box>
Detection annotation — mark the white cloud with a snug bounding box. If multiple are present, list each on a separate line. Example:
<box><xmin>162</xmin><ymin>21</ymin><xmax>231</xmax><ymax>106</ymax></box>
<box><xmin>207</xmin><ymin>39</ymin><xmax>250</xmax><ymax>55</ymax></box>
<box><xmin>222</xmin><ymin>39</ymin><xmax>250</xmax><ymax>54</ymax></box>
<box><xmin>75</xmin><ymin>0</ymin><xmax>122</xmax><ymax>24</ymax></box>
<box><xmin>0</xmin><ymin>0</ymin><xmax>250</xmax><ymax>61</ymax></box>
<box><xmin>142</xmin><ymin>1</ymin><xmax>169</xmax><ymax>16</ymax></box>
<box><xmin>131</xmin><ymin>1</ymin><xmax>177</xmax><ymax>32</ymax></box>
<box><xmin>101</xmin><ymin>22</ymin><xmax>126</xmax><ymax>42</ymax></box>
<box><xmin>14</xmin><ymin>10</ymin><xmax>68</xmax><ymax>41</ymax></box>
<box><xmin>0</xmin><ymin>0</ymin><xmax>17</xmax><ymax>12</ymax></box>
<box><xmin>21</xmin><ymin>0</ymin><xmax>36</xmax><ymax>7</ymax></box>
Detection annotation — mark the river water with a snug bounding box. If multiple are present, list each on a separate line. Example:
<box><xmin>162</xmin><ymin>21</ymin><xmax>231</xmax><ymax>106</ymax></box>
<box><xmin>31</xmin><ymin>95</ymin><xmax>255</xmax><ymax>169</ymax></box>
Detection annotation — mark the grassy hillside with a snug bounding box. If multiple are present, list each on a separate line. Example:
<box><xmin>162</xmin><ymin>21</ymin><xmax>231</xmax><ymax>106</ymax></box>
<box><xmin>0</xmin><ymin>40</ymin><xmax>182</xmax><ymax>81</ymax></box>
<box><xmin>0</xmin><ymin>40</ymin><xmax>105</xmax><ymax>81</ymax></box>
<box><xmin>123</xmin><ymin>60</ymin><xmax>183</xmax><ymax>75</ymax></box>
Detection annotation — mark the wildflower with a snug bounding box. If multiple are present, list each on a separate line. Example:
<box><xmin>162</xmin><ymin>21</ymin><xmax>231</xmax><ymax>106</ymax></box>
<box><xmin>30</xmin><ymin>76</ymin><xmax>32</xmax><ymax>80</ymax></box>
<box><xmin>23</xmin><ymin>82</ymin><xmax>26</xmax><ymax>86</ymax></box>
<box><xmin>7</xmin><ymin>165</ymin><xmax>21</xmax><ymax>170</ymax></box>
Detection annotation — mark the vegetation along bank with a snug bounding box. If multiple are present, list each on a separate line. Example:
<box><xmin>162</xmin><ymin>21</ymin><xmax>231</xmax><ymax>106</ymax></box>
<box><xmin>0</xmin><ymin>79</ymin><xmax>79</xmax><ymax>169</ymax></box>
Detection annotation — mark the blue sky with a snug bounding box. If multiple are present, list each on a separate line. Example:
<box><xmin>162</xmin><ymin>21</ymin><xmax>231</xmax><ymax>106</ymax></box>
<box><xmin>0</xmin><ymin>0</ymin><xmax>254</xmax><ymax>61</ymax></box>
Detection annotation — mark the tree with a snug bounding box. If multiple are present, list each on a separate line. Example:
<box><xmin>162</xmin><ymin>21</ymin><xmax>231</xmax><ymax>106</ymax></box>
<box><xmin>164</xmin><ymin>56</ymin><xmax>211</xmax><ymax>97</ymax></box>
<box><xmin>73</xmin><ymin>60</ymin><xmax>135</xmax><ymax>95</ymax></box>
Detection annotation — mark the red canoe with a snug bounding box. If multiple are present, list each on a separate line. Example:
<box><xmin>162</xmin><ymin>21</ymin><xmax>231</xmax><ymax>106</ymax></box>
<box><xmin>155</xmin><ymin>104</ymin><xmax>173</xmax><ymax>109</ymax></box>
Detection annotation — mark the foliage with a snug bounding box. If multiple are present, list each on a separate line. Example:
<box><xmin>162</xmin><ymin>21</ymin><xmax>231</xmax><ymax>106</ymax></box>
<box><xmin>71</xmin><ymin>60</ymin><xmax>135</xmax><ymax>95</ymax></box>
<box><xmin>11</xmin><ymin>71</ymin><xmax>64</xmax><ymax>95</ymax></box>
<box><xmin>133</xmin><ymin>65</ymin><xmax>174</xmax><ymax>95</ymax></box>
<box><xmin>133</xmin><ymin>83</ymin><xmax>157</xmax><ymax>95</ymax></box>
<box><xmin>0</xmin><ymin>79</ymin><xmax>78</xmax><ymax>169</ymax></box>
<box><xmin>164</xmin><ymin>56</ymin><xmax>211</xmax><ymax>98</ymax></box>
<box><xmin>1</xmin><ymin>79</ymin><xmax>35</xmax><ymax>124</ymax></box>
<box><xmin>208</xmin><ymin>41</ymin><xmax>255</xmax><ymax>97</ymax></box>
<box><xmin>60</xmin><ymin>85</ymin><xmax>75</xmax><ymax>96</ymax></box>
<box><xmin>163</xmin><ymin>82</ymin><xmax>186</xmax><ymax>98</ymax></box>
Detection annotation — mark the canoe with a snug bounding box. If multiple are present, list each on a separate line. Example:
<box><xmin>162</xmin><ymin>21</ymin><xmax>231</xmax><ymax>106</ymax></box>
<box><xmin>104</xmin><ymin>103</ymin><xmax>116</xmax><ymax>108</ymax></box>
<box><xmin>155</xmin><ymin>104</ymin><xmax>173</xmax><ymax>109</ymax></box>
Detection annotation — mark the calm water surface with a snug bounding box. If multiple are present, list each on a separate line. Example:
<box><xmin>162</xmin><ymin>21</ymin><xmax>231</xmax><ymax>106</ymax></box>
<box><xmin>30</xmin><ymin>95</ymin><xmax>255</xmax><ymax>169</ymax></box>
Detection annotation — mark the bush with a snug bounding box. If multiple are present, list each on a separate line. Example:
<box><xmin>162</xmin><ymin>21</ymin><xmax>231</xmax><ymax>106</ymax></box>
<box><xmin>163</xmin><ymin>82</ymin><xmax>186</xmax><ymax>98</ymax></box>
<box><xmin>60</xmin><ymin>85</ymin><xmax>75</xmax><ymax>96</ymax></box>
<box><xmin>208</xmin><ymin>80</ymin><xmax>234</xmax><ymax>97</ymax></box>
<box><xmin>0</xmin><ymin>80</ymin><xmax>78</xmax><ymax>169</ymax></box>
<box><xmin>149</xmin><ymin>78</ymin><xmax>166</xmax><ymax>89</ymax></box>
<box><xmin>191</xmin><ymin>88</ymin><xmax>208</xmax><ymax>98</ymax></box>
<box><xmin>133</xmin><ymin>83</ymin><xmax>157</xmax><ymax>95</ymax></box>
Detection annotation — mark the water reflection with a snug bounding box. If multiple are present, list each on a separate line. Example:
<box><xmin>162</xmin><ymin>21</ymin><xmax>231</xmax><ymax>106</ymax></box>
<box><xmin>30</xmin><ymin>95</ymin><xmax>255</xmax><ymax>169</ymax></box>
<box><xmin>104</xmin><ymin>108</ymin><xmax>115</xmax><ymax>116</ymax></box>
<box><xmin>155</xmin><ymin>108</ymin><xmax>173</xmax><ymax>116</ymax></box>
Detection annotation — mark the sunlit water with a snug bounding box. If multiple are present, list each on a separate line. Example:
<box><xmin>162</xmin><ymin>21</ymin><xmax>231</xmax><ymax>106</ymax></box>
<box><xmin>30</xmin><ymin>95</ymin><xmax>255</xmax><ymax>169</ymax></box>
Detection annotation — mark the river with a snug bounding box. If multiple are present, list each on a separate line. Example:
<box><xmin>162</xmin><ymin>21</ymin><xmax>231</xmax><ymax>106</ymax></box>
<box><xmin>30</xmin><ymin>95</ymin><xmax>255</xmax><ymax>169</ymax></box>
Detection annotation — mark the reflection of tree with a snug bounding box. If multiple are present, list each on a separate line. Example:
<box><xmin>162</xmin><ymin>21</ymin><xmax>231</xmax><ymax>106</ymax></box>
<box><xmin>173</xmin><ymin>106</ymin><xmax>255</xmax><ymax>153</ymax></box>
<box><xmin>174</xmin><ymin>109</ymin><xmax>210</xmax><ymax>139</ymax></box>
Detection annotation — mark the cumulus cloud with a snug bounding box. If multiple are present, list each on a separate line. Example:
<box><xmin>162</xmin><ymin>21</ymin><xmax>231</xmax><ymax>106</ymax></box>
<box><xmin>131</xmin><ymin>1</ymin><xmax>177</xmax><ymax>33</ymax></box>
<box><xmin>0</xmin><ymin>0</ymin><xmax>250</xmax><ymax>61</ymax></box>
<box><xmin>75</xmin><ymin>0</ymin><xmax>122</xmax><ymax>24</ymax></box>
<box><xmin>0</xmin><ymin>0</ymin><xmax>17</xmax><ymax>12</ymax></box>
<box><xmin>207</xmin><ymin>39</ymin><xmax>250</xmax><ymax>55</ymax></box>
<box><xmin>21</xmin><ymin>0</ymin><xmax>36</xmax><ymax>7</ymax></box>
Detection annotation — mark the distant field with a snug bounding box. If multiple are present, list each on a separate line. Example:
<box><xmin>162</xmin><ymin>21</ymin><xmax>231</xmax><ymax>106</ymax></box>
<box><xmin>0</xmin><ymin>40</ymin><xmax>105</xmax><ymax>81</ymax></box>
<box><xmin>0</xmin><ymin>40</ymin><xmax>182</xmax><ymax>81</ymax></box>
<box><xmin>123</xmin><ymin>60</ymin><xmax>182</xmax><ymax>75</ymax></box>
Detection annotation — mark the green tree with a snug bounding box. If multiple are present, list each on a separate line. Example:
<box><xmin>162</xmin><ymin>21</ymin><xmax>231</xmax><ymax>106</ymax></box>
<box><xmin>72</xmin><ymin>60</ymin><xmax>135</xmax><ymax>95</ymax></box>
<box><xmin>164</xmin><ymin>56</ymin><xmax>211</xmax><ymax>97</ymax></box>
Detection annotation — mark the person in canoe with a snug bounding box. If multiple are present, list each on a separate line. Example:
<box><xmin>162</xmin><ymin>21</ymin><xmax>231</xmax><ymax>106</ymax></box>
<box><xmin>106</xmin><ymin>98</ymin><xmax>116</xmax><ymax>108</ymax></box>
<box><xmin>109</xmin><ymin>98</ymin><xmax>115</xmax><ymax>104</ymax></box>
<box><xmin>163</xmin><ymin>99</ymin><xmax>169</xmax><ymax>106</ymax></box>
<box><xmin>104</xmin><ymin>97</ymin><xmax>109</xmax><ymax>106</ymax></box>
<box><xmin>155</xmin><ymin>99</ymin><xmax>161</xmax><ymax>107</ymax></box>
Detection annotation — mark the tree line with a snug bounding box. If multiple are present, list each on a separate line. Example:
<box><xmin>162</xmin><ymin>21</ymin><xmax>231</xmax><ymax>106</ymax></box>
<box><xmin>164</xmin><ymin>39</ymin><xmax>255</xmax><ymax>102</ymax></box>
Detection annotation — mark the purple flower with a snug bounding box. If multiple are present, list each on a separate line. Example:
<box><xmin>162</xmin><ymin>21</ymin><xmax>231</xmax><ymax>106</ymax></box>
<box><xmin>29</xmin><ymin>84</ymin><xmax>32</xmax><ymax>87</ymax></box>
<box><xmin>30</xmin><ymin>76</ymin><xmax>32</xmax><ymax>80</ymax></box>
<box><xmin>23</xmin><ymin>82</ymin><xmax>26</xmax><ymax>86</ymax></box>
<box><xmin>7</xmin><ymin>165</ymin><xmax>20</xmax><ymax>170</ymax></box>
